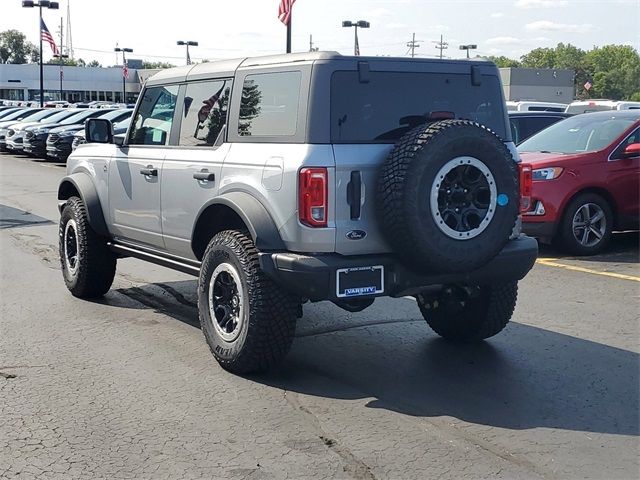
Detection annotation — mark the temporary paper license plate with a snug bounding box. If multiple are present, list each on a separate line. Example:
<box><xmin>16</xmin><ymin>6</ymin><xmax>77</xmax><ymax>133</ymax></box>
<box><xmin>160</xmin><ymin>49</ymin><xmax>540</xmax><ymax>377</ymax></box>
<box><xmin>336</xmin><ymin>265</ymin><xmax>384</xmax><ymax>298</ymax></box>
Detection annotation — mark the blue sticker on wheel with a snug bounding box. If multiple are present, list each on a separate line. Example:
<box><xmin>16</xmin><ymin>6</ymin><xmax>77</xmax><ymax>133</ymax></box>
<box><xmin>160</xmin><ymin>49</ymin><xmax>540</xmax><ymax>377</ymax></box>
<box><xmin>497</xmin><ymin>194</ymin><xmax>509</xmax><ymax>206</ymax></box>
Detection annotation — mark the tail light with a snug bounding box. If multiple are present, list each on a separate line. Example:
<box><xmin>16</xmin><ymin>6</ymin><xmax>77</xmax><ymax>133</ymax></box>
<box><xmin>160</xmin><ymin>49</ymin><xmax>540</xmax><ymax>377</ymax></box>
<box><xmin>519</xmin><ymin>163</ymin><xmax>532</xmax><ymax>213</ymax></box>
<box><xmin>299</xmin><ymin>167</ymin><xmax>328</xmax><ymax>227</ymax></box>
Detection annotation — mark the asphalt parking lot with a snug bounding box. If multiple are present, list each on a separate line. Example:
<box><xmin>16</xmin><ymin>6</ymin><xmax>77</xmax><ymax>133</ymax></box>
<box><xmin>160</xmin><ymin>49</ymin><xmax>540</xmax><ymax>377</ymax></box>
<box><xmin>1</xmin><ymin>152</ymin><xmax>638</xmax><ymax>480</ymax></box>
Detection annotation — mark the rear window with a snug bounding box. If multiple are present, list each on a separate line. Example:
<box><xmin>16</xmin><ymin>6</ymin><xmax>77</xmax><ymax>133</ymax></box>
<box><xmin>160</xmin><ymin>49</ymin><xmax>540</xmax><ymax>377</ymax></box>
<box><xmin>331</xmin><ymin>71</ymin><xmax>507</xmax><ymax>143</ymax></box>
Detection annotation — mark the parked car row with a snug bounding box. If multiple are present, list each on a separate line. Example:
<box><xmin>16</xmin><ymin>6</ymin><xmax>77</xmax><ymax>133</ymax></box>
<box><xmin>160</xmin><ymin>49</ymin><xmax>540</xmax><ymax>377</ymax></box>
<box><xmin>0</xmin><ymin>105</ymin><xmax>132</xmax><ymax>162</ymax></box>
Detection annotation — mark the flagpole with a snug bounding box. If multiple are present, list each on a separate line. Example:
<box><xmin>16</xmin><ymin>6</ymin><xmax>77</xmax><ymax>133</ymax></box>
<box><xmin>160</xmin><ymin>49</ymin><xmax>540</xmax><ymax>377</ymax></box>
<box><xmin>39</xmin><ymin>4</ymin><xmax>44</xmax><ymax>107</ymax></box>
<box><xmin>286</xmin><ymin>17</ymin><xmax>291</xmax><ymax>53</ymax></box>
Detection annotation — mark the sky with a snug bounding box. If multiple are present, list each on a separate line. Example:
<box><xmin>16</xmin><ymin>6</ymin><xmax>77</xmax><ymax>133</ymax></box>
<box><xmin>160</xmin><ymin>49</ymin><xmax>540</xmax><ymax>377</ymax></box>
<box><xmin>2</xmin><ymin>0</ymin><xmax>639</xmax><ymax>66</ymax></box>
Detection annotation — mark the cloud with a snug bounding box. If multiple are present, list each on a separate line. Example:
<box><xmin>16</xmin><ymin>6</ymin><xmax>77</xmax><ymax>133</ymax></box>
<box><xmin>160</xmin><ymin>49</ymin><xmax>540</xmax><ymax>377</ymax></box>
<box><xmin>516</xmin><ymin>0</ymin><xmax>568</xmax><ymax>8</ymax></box>
<box><xmin>490</xmin><ymin>12</ymin><xmax>505</xmax><ymax>18</ymax></box>
<box><xmin>423</xmin><ymin>24</ymin><xmax>451</xmax><ymax>33</ymax></box>
<box><xmin>525</xmin><ymin>20</ymin><xmax>596</xmax><ymax>33</ymax></box>
<box><xmin>369</xmin><ymin>8</ymin><xmax>391</xmax><ymax>18</ymax></box>
<box><xmin>385</xmin><ymin>22</ymin><xmax>408</xmax><ymax>30</ymax></box>
<box><xmin>486</xmin><ymin>36</ymin><xmax>525</xmax><ymax>46</ymax></box>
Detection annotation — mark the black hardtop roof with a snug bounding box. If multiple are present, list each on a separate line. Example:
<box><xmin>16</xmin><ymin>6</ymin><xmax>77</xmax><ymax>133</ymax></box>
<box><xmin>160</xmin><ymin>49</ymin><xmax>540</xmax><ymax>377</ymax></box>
<box><xmin>145</xmin><ymin>51</ymin><xmax>496</xmax><ymax>86</ymax></box>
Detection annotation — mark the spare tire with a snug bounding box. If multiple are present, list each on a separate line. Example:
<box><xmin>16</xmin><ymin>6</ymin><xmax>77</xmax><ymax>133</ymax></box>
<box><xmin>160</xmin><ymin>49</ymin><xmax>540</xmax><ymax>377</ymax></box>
<box><xmin>377</xmin><ymin>119</ymin><xmax>519</xmax><ymax>273</ymax></box>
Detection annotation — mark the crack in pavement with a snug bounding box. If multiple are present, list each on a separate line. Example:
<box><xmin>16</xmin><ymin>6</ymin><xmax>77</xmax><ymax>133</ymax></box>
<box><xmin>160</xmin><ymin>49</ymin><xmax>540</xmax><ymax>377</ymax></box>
<box><xmin>283</xmin><ymin>391</ymin><xmax>376</xmax><ymax>480</ymax></box>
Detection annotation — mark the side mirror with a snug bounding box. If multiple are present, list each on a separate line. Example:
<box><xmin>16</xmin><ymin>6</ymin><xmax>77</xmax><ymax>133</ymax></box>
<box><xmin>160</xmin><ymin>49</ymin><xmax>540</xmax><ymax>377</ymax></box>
<box><xmin>85</xmin><ymin>118</ymin><xmax>114</xmax><ymax>144</ymax></box>
<box><xmin>620</xmin><ymin>142</ymin><xmax>640</xmax><ymax>159</ymax></box>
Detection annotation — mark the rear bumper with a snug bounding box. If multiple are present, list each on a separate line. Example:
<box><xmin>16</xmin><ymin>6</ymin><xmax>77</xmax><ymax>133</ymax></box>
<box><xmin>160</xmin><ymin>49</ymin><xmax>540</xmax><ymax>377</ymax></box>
<box><xmin>260</xmin><ymin>236</ymin><xmax>538</xmax><ymax>302</ymax></box>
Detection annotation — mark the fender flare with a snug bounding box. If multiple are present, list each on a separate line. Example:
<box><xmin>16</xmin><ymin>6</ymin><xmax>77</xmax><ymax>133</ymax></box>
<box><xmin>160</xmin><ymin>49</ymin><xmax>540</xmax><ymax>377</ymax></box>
<box><xmin>58</xmin><ymin>172</ymin><xmax>109</xmax><ymax>237</ymax></box>
<box><xmin>192</xmin><ymin>192</ymin><xmax>286</xmax><ymax>253</ymax></box>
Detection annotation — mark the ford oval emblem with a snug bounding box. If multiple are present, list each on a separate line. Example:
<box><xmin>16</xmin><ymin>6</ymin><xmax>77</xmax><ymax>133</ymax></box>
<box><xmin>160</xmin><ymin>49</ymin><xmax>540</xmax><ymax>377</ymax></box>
<box><xmin>346</xmin><ymin>230</ymin><xmax>367</xmax><ymax>240</ymax></box>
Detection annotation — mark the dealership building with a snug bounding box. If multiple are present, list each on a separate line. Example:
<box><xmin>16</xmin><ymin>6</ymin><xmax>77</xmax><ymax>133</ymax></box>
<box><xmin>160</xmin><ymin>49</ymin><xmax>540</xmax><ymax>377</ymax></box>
<box><xmin>0</xmin><ymin>63</ymin><xmax>158</xmax><ymax>104</ymax></box>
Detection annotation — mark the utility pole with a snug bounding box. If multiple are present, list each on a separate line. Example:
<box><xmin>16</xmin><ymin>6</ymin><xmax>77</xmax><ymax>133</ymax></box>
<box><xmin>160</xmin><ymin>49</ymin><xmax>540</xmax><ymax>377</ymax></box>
<box><xmin>407</xmin><ymin>33</ymin><xmax>421</xmax><ymax>58</ymax></box>
<box><xmin>433</xmin><ymin>34</ymin><xmax>448</xmax><ymax>60</ymax></box>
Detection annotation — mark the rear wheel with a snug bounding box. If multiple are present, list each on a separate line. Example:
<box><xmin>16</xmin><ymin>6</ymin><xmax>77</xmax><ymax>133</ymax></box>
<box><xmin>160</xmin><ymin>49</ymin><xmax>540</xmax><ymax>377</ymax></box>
<box><xmin>198</xmin><ymin>230</ymin><xmax>298</xmax><ymax>373</ymax></box>
<box><xmin>416</xmin><ymin>282</ymin><xmax>518</xmax><ymax>342</ymax></box>
<box><xmin>557</xmin><ymin>193</ymin><xmax>612</xmax><ymax>255</ymax></box>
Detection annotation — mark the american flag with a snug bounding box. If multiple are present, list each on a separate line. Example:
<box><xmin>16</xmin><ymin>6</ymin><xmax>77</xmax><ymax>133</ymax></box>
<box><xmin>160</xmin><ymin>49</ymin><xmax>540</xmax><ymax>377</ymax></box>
<box><xmin>122</xmin><ymin>62</ymin><xmax>129</xmax><ymax>79</ymax></box>
<box><xmin>278</xmin><ymin>0</ymin><xmax>296</xmax><ymax>25</ymax></box>
<box><xmin>40</xmin><ymin>19</ymin><xmax>59</xmax><ymax>55</ymax></box>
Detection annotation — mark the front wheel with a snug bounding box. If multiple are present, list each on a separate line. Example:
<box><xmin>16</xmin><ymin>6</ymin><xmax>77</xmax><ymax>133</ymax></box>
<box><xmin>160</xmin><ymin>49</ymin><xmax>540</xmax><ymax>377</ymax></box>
<box><xmin>416</xmin><ymin>282</ymin><xmax>518</xmax><ymax>342</ymax></box>
<box><xmin>557</xmin><ymin>193</ymin><xmax>612</xmax><ymax>256</ymax></box>
<box><xmin>59</xmin><ymin>196</ymin><xmax>116</xmax><ymax>298</ymax></box>
<box><xmin>198</xmin><ymin>230</ymin><xmax>298</xmax><ymax>374</ymax></box>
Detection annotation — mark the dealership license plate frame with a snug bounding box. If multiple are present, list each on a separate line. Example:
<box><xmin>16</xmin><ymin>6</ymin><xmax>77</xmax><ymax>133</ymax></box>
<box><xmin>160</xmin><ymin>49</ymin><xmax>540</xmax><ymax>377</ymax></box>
<box><xmin>336</xmin><ymin>265</ymin><xmax>384</xmax><ymax>298</ymax></box>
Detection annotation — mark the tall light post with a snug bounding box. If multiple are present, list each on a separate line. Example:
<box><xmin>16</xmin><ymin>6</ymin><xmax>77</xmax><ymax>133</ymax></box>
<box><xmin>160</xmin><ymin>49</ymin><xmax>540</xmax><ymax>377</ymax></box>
<box><xmin>114</xmin><ymin>47</ymin><xmax>133</xmax><ymax>103</ymax></box>
<box><xmin>459</xmin><ymin>44</ymin><xmax>477</xmax><ymax>59</ymax></box>
<box><xmin>22</xmin><ymin>0</ymin><xmax>59</xmax><ymax>107</ymax></box>
<box><xmin>342</xmin><ymin>20</ymin><xmax>370</xmax><ymax>56</ymax></box>
<box><xmin>177</xmin><ymin>40</ymin><xmax>198</xmax><ymax>65</ymax></box>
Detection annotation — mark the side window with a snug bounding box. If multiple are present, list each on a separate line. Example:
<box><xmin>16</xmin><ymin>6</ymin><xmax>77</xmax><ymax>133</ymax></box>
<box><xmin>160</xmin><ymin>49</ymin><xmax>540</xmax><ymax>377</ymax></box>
<box><xmin>611</xmin><ymin>127</ymin><xmax>640</xmax><ymax>159</ymax></box>
<box><xmin>179</xmin><ymin>79</ymin><xmax>231</xmax><ymax>147</ymax></box>
<box><xmin>519</xmin><ymin>117</ymin><xmax>558</xmax><ymax>142</ymax></box>
<box><xmin>238</xmin><ymin>71</ymin><xmax>301</xmax><ymax>136</ymax></box>
<box><xmin>128</xmin><ymin>85</ymin><xmax>179</xmax><ymax>146</ymax></box>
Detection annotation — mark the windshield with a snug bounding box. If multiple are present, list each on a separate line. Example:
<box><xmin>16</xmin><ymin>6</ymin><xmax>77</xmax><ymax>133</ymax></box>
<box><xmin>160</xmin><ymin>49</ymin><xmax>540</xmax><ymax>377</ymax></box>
<box><xmin>17</xmin><ymin>110</ymin><xmax>57</xmax><ymax>122</ymax></box>
<box><xmin>60</xmin><ymin>109</ymin><xmax>110</xmax><ymax>125</ymax></box>
<box><xmin>518</xmin><ymin>114</ymin><xmax>636</xmax><ymax>154</ymax></box>
<box><xmin>331</xmin><ymin>71</ymin><xmax>507</xmax><ymax>143</ymax></box>
<box><xmin>98</xmin><ymin>109</ymin><xmax>132</xmax><ymax>121</ymax></box>
<box><xmin>1</xmin><ymin>109</ymin><xmax>40</xmax><ymax>122</ymax></box>
<box><xmin>42</xmin><ymin>110</ymin><xmax>79</xmax><ymax>123</ymax></box>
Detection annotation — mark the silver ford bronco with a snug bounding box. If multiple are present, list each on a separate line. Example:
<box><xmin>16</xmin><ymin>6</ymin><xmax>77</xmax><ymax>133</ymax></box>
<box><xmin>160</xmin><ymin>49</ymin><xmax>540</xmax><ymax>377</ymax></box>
<box><xmin>58</xmin><ymin>52</ymin><xmax>537</xmax><ymax>373</ymax></box>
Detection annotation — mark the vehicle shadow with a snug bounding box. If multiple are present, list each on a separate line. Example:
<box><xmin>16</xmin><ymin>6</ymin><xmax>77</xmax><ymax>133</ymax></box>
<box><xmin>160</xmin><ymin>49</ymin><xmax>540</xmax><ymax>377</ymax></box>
<box><xmin>538</xmin><ymin>231</ymin><xmax>639</xmax><ymax>264</ymax></box>
<box><xmin>260</xmin><ymin>318</ymin><xmax>639</xmax><ymax>436</ymax></box>
<box><xmin>103</xmin><ymin>281</ymin><xmax>639</xmax><ymax>437</ymax></box>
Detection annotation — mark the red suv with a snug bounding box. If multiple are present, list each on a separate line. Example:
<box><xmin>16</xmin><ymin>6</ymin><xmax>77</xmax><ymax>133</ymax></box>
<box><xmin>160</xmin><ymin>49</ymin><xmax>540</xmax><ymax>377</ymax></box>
<box><xmin>519</xmin><ymin>110</ymin><xmax>640</xmax><ymax>255</ymax></box>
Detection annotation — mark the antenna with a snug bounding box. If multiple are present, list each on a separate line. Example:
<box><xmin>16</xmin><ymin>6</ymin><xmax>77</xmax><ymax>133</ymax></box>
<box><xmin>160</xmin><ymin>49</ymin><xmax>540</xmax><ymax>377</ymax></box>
<box><xmin>66</xmin><ymin>0</ymin><xmax>73</xmax><ymax>59</ymax></box>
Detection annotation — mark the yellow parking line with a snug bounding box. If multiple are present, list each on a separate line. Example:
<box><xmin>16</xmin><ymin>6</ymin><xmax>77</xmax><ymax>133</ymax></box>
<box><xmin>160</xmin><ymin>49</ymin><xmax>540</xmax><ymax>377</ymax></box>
<box><xmin>536</xmin><ymin>258</ymin><xmax>640</xmax><ymax>282</ymax></box>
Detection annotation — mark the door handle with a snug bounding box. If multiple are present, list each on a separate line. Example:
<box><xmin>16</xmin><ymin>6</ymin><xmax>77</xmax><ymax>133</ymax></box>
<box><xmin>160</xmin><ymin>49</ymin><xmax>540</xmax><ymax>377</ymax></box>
<box><xmin>139</xmin><ymin>166</ymin><xmax>158</xmax><ymax>176</ymax></box>
<box><xmin>193</xmin><ymin>170</ymin><xmax>215</xmax><ymax>182</ymax></box>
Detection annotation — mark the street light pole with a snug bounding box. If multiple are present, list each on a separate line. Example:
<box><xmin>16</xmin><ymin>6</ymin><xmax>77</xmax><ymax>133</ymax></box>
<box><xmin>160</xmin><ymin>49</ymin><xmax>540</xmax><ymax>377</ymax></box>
<box><xmin>459</xmin><ymin>44</ymin><xmax>478</xmax><ymax>59</ymax></box>
<box><xmin>177</xmin><ymin>40</ymin><xmax>198</xmax><ymax>65</ymax></box>
<box><xmin>114</xmin><ymin>47</ymin><xmax>133</xmax><ymax>103</ymax></box>
<box><xmin>22</xmin><ymin>1</ymin><xmax>60</xmax><ymax>107</ymax></box>
<box><xmin>342</xmin><ymin>20</ymin><xmax>370</xmax><ymax>56</ymax></box>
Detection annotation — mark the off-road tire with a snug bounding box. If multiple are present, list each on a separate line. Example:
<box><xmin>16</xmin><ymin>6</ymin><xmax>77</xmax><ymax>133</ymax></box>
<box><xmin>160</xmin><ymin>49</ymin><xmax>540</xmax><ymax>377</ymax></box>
<box><xmin>377</xmin><ymin>119</ymin><xmax>519</xmax><ymax>273</ymax></box>
<box><xmin>198</xmin><ymin>230</ymin><xmax>298</xmax><ymax>374</ymax></box>
<box><xmin>59</xmin><ymin>196</ymin><xmax>116</xmax><ymax>298</ymax></box>
<box><xmin>557</xmin><ymin>192</ymin><xmax>612</xmax><ymax>256</ymax></box>
<box><xmin>416</xmin><ymin>282</ymin><xmax>518</xmax><ymax>342</ymax></box>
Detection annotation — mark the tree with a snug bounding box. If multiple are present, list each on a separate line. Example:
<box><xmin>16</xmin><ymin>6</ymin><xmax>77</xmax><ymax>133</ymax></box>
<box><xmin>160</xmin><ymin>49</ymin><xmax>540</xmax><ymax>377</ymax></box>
<box><xmin>45</xmin><ymin>57</ymin><xmax>80</xmax><ymax>66</ymax></box>
<box><xmin>520</xmin><ymin>47</ymin><xmax>556</xmax><ymax>68</ymax></box>
<box><xmin>0</xmin><ymin>30</ymin><xmax>38</xmax><ymax>64</ymax></box>
<box><xmin>485</xmin><ymin>55</ymin><xmax>520</xmax><ymax>68</ymax></box>
<box><xmin>87</xmin><ymin>60</ymin><xmax>101</xmax><ymax>68</ymax></box>
<box><xmin>238</xmin><ymin>80</ymin><xmax>261</xmax><ymax>136</ymax></box>
<box><xmin>584</xmin><ymin>45</ymin><xmax>640</xmax><ymax>100</ymax></box>
<box><xmin>141</xmin><ymin>61</ymin><xmax>175</xmax><ymax>69</ymax></box>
